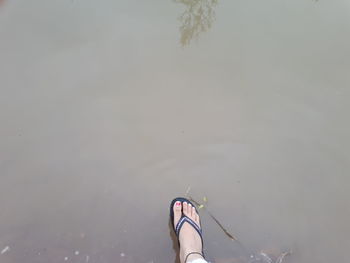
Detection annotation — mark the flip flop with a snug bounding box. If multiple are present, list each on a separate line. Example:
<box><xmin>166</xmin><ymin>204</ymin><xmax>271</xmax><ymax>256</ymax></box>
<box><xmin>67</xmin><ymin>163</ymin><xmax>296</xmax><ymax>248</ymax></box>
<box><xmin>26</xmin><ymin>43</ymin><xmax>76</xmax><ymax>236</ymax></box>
<box><xmin>169</xmin><ymin>197</ymin><xmax>205</xmax><ymax>260</ymax></box>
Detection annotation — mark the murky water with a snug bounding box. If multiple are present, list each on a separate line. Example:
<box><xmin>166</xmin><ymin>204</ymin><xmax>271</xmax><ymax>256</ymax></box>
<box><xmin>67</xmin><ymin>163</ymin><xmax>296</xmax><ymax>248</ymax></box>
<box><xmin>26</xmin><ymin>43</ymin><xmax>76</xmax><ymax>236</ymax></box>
<box><xmin>1</xmin><ymin>0</ymin><xmax>349</xmax><ymax>262</ymax></box>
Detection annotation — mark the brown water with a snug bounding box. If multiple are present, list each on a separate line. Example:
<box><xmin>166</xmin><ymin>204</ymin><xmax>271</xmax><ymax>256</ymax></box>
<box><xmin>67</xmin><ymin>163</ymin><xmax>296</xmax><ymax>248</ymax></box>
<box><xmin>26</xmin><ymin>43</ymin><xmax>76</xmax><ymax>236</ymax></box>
<box><xmin>1</xmin><ymin>0</ymin><xmax>349</xmax><ymax>262</ymax></box>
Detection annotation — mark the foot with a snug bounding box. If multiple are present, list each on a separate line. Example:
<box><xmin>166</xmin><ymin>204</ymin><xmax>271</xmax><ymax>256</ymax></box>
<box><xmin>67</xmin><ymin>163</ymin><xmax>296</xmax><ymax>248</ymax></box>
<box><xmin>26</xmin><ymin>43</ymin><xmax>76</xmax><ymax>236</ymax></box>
<box><xmin>173</xmin><ymin>201</ymin><xmax>204</xmax><ymax>263</ymax></box>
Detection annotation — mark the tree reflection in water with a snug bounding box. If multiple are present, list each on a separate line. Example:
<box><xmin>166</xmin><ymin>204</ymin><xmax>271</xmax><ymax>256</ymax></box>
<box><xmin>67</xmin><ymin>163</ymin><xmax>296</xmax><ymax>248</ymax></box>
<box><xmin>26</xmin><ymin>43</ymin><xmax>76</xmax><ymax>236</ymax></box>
<box><xmin>174</xmin><ymin>0</ymin><xmax>218</xmax><ymax>46</ymax></box>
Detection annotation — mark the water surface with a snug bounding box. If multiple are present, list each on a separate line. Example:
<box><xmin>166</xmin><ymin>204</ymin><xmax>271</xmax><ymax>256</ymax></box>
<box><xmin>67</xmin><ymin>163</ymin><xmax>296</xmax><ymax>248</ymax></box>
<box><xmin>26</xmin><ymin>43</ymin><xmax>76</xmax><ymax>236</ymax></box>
<box><xmin>0</xmin><ymin>0</ymin><xmax>349</xmax><ymax>262</ymax></box>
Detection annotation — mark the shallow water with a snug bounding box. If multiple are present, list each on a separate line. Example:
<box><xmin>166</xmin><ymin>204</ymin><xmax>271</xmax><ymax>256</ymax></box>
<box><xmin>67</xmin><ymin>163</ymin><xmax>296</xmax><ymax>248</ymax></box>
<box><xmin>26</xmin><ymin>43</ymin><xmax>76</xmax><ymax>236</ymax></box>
<box><xmin>0</xmin><ymin>0</ymin><xmax>349</xmax><ymax>262</ymax></box>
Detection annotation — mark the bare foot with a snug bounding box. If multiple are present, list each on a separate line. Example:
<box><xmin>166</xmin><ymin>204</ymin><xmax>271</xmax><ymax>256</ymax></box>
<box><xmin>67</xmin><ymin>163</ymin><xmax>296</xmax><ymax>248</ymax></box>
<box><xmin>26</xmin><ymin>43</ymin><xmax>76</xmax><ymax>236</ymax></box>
<box><xmin>173</xmin><ymin>201</ymin><xmax>204</xmax><ymax>263</ymax></box>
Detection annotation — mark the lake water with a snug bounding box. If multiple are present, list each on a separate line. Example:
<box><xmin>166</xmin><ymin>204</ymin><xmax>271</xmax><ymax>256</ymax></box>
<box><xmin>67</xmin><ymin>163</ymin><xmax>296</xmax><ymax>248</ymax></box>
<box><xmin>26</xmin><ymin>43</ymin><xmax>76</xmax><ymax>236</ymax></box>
<box><xmin>0</xmin><ymin>0</ymin><xmax>349</xmax><ymax>262</ymax></box>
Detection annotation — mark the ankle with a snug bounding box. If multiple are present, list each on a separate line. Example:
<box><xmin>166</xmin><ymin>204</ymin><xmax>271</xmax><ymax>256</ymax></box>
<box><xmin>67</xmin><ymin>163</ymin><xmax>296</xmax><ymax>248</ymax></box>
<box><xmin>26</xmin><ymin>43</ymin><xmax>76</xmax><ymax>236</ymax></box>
<box><xmin>184</xmin><ymin>252</ymin><xmax>204</xmax><ymax>263</ymax></box>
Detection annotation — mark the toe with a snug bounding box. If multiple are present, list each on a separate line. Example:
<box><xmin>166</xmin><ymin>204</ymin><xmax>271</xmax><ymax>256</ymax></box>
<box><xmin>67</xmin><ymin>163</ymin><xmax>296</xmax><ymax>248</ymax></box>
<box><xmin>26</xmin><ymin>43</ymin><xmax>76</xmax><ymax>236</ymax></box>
<box><xmin>193</xmin><ymin>207</ymin><xmax>200</xmax><ymax>226</ymax></box>
<box><xmin>187</xmin><ymin>202</ymin><xmax>192</xmax><ymax>216</ymax></box>
<box><xmin>192</xmin><ymin>206</ymin><xmax>197</xmax><ymax>219</ymax></box>
<box><xmin>173</xmin><ymin>201</ymin><xmax>182</xmax><ymax>226</ymax></box>
<box><xmin>183</xmin><ymin>202</ymin><xmax>189</xmax><ymax>217</ymax></box>
<box><xmin>189</xmin><ymin>203</ymin><xmax>194</xmax><ymax>217</ymax></box>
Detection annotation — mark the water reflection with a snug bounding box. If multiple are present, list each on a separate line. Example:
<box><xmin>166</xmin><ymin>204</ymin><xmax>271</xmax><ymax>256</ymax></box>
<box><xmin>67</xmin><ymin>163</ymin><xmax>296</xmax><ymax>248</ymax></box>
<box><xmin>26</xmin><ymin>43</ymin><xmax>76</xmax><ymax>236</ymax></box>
<box><xmin>174</xmin><ymin>0</ymin><xmax>218</xmax><ymax>46</ymax></box>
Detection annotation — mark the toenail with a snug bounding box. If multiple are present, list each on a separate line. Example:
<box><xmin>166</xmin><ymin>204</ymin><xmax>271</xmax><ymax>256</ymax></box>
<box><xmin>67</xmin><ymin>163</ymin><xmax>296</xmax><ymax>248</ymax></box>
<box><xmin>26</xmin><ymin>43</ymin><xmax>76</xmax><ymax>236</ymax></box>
<box><xmin>176</xmin><ymin>202</ymin><xmax>181</xmax><ymax>206</ymax></box>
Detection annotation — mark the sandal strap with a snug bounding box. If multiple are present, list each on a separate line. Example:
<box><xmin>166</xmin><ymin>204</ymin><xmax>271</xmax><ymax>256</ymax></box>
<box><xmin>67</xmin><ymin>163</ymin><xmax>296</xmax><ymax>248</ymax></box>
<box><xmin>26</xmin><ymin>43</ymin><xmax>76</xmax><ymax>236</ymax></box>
<box><xmin>175</xmin><ymin>216</ymin><xmax>202</xmax><ymax>238</ymax></box>
<box><xmin>184</xmin><ymin>252</ymin><xmax>204</xmax><ymax>263</ymax></box>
